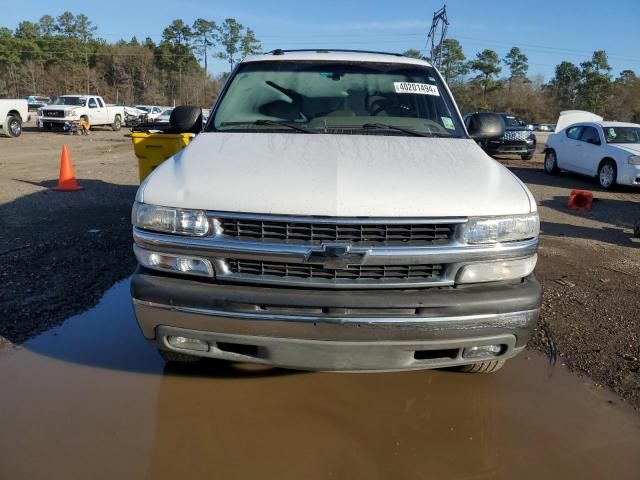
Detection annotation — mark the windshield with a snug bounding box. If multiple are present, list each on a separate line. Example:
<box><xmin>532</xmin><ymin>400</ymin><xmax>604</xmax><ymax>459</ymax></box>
<box><xmin>604</xmin><ymin>126</ymin><xmax>640</xmax><ymax>144</ymax></box>
<box><xmin>53</xmin><ymin>96</ymin><xmax>86</xmax><ymax>106</ymax></box>
<box><xmin>502</xmin><ymin>115</ymin><xmax>524</xmax><ymax>128</ymax></box>
<box><xmin>210</xmin><ymin>60</ymin><xmax>466</xmax><ymax>137</ymax></box>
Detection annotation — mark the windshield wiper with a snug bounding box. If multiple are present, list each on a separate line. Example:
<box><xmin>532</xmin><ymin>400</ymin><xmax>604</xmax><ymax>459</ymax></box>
<box><xmin>360</xmin><ymin>123</ymin><xmax>433</xmax><ymax>137</ymax></box>
<box><xmin>221</xmin><ymin>120</ymin><xmax>316</xmax><ymax>134</ymax></box>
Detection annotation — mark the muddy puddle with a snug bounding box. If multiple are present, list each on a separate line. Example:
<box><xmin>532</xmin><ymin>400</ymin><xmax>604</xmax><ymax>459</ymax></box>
<box><xmin>1</xmin><ymin>278</ymin><xmax>639</xmax><ymax>480</ymax></box>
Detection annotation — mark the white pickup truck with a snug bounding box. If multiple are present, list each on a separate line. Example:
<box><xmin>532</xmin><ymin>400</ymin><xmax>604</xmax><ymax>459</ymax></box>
<box><xmin>131</xmin><ymin>50</ymin><xmax>542</xmax><ymax>373</ymax></box>
<box><xmin>0</xmin><ymin>99</ymin><xmax>29</xmax><ymax>137</ymax></box>
<box><xmin>38</xmin><ymin>95</ymin><xmax>124</xmax><ymax>131</ymax></box>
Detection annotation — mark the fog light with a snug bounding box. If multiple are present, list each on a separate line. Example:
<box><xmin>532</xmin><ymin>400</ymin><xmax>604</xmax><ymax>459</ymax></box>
<box><xmin>167</xmin><ymin>335</ymin><xmax>209</xmax><ymax>352</ymax></box>
<box><xmin>463</xmin><ymin>344</ymin><xmax>504</xmax><ymax>359</ymax></box>
<box><xmin>134</xmin><ymin>245</ymin><xmax>214</xmax><ymax>277</ymax></box>
<box><xmin>457</xmin><ymin>255</ymin><xmax>537</xmax><ymax>283</ymax></box>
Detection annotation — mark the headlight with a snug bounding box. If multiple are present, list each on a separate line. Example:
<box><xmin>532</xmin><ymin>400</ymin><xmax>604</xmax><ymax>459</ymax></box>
<box><xmin>463</xmin><ymin>213</ymin><xmax>539</xmax><ymax>244</ymax></box>
<box><xmin>457</xmin><ymin>255</ymin><xmax>537</xmax><ymax>283</ymax></box>
<box><xmin>69</xmin><ymin>110</ymin><xmax>78</xmax><ymax>117</ymax></box>
<box><xmin>628</xmin><ymin>155</ymin><xmax>640</xmax><ymax>165</ymax></box>
<box><xmin>132</xmin><ymin>202</ymin><xmax>210</xmax><ymax>236</ymax></box>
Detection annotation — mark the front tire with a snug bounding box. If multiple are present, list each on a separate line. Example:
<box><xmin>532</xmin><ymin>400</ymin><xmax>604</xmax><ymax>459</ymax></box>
<box><xmin>4</xmin><ymin>115</ymin><xmax>22</xmax><ymax>137</ymax></box>
<box><xmin>544</xmin><ymin>150</ymin><xmax>559</xmax><ymax>174</ymax></box>
<box><xmin>598</xmin><ymin>160</ymin><xmax>617</xmax><ymax>189</ymax></box>
<box><xmin>458</xmin><ymin>360</ymin><xmax>505</xmax><ymax>373</ymax></box>
<box><xmin>112</xmin><ymin>115</ymin><xmax>122</xmax><ymax>131</ymax></box>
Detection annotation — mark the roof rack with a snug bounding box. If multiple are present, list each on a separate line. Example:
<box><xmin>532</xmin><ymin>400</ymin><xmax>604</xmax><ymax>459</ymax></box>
<box><xmin>265</xmin><ymin>48</ymin><xmax>404</xmax><ymax>57</ymax></box>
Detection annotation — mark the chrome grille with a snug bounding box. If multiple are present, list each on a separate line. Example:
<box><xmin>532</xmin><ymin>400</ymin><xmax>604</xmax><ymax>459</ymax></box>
<box><xmin>503</xmin><ymin>130</ymin><xmax>530</xmax><ymax>141</ymax></box>
<box><xmin>225</xmin><ymin>259</ymin><xmax>444</xmax><ymax>281</ymax></box>
<box><xmin>219</xmin><ymin>218</ymin><xmax>454</xmax><ymax>244</ymax></box>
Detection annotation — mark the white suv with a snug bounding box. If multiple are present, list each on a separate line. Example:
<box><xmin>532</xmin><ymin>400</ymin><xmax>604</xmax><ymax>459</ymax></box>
<box><xmin>130</xmin><ymin>49</ymin><xmax>541</xmax><ymax>372</ymax></box>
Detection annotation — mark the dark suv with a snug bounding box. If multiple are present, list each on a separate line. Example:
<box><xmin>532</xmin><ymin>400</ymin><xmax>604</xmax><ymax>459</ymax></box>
<box><xmin>465</xmin><ymin>112</ymin><xmax>536</xmax><ymax>160</ymax></box>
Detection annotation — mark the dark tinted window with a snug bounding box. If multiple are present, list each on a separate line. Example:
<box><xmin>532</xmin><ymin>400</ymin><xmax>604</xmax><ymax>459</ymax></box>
<box><xmin>88</xmin><ymin>98</ymin><xmax>97</xmax><ymax>108</ymax></box>
<box><xmin>501</xmin><ymin>114</ymin><xmax>522</xmax><ymax>127</ymax></box>
<box><xmin>97</xmin><ymin>98</ymin><xmax>105</xmax><ymax>108</ymax></box>
<box><xmin>604</xmin><ymin>126</ymin><xmax>640</xmax><ymax>143</ymax></box>
<box><xmin>566</xmin><ymin>126</ymin><xmax>583</xmax><ymax>140</ymax></box>
<box><xmin>580</xmin><ymin>126</ymin><xmax>600</xmax><ymax>144</ymax></box>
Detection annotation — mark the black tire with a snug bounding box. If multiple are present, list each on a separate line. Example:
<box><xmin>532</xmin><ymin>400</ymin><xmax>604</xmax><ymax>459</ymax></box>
<box><xmin>458</xmin><ymin>360</ymin><xmax>505</xmax><ymax>373</ymax></box>
<box><xmin>634</xmin><ymin>220</ymin><xmax>640</xmax><ymax>238</ymax></box>
<box><xmin>543</xmin><ymin>150</ymin><xmax>559</xmax><ymax>175</ymax></box>
<box><xmin>521</xmin><ymin>152</ymin><xmax>534</xmax><ymax>161</ymax></box>
<box><xmin>597</xmin><ymin>160</ymin><xmax>617</xmax><ymax>190</ymax></box>
<box><xmin>45</xmin><ymin>122</ymin><xmax>52</xmax><ymax>131</ymax></box>
<box><xmin>4</xmin><ymin>115</ymin><xmax>22</xmax><ymax>137</ymax></box>
<box><xmin>157</xmin><ymin>348</ymin><xmax>201</xmax><ymax>364</ymax></box>
<box><xmin>112</xmin><ymin>114</ymin><xmax>122</xmax><ymax>131</ymax></box>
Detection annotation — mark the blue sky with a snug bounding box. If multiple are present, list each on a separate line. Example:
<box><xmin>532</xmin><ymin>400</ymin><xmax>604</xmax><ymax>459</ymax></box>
<box><xmin>4</xmin><ymin>0</ymin><xmax>640</xmax><ymax>80</ymax></box>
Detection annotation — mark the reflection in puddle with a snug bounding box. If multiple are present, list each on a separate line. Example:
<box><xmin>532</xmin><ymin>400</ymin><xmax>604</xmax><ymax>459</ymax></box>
<box><xmin>0</xmin><ymin>278</ymin><xmax>639</xmax><ymax>480</ymax></box>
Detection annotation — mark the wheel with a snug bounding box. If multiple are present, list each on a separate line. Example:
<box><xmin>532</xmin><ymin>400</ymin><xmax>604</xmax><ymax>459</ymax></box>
<box><xmin>544</xmin><ymin>150</ymin><xmax>559</xmax><ymax>174</ymax></box>
<box><xmin>521</xmin><ymin>152</ymin><xmax>534</xmax><ymax>161</ymax></box>
<box><xmin>4</xmin><ymin>115</ymin><xmax>22</xmax><ymax>137</ymax></box>
<box><xmin>112</xmin><ymin>115</ymin><xmax>122</xmax><ymax>131</ymax></box>
<box><xmin>458</xmin><ymin>360</ymin><xmax>505</xmax><ymax>373</ymax></box>
<box><xmin>597</xmin><ymin>160</ymin><xmax>617</xmax><ymax>189</ymax></box>
<box><xmin>157</xmin><ymin>348</ymin><xmax>201</xmax><ymax>364</ymax></box>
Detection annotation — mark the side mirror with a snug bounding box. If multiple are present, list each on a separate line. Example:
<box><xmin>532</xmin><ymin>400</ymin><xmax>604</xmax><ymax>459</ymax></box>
<box><xmin>466</xmin><ymin>112</ymin><xmax>504</xmax><ymax>140</ymax></box>
<box><xmin>169</xmin><ymin>105</ymin><xmax>203</xmax><ymax>133</ymax></box>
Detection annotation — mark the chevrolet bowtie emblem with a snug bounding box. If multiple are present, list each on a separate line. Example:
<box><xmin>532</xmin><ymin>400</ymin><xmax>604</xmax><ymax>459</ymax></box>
<box><xmin>305</xmin><ymin>243</ymin><xmax>369</xmax><ymax>269</ymax></box>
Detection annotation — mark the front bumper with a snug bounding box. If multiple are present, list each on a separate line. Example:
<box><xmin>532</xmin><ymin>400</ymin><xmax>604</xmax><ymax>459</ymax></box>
<box><xmin>38</xmin><ymin>117</ymin><xmax>74</xmax><ymax>124</ymax></box>
<box><xmin>484</xmin><ymin>141</ymin><xmax>535</xmax><ymax>155</ymax></box>
<box><xmin>620</xmin><ymin>164</ymin><xmax>640</xmax><ymax>186</ymax></box>
<box><xmin>131</xmin><ymin>270</ymin><xmax>541</xmax><ymax>371</ymax></box>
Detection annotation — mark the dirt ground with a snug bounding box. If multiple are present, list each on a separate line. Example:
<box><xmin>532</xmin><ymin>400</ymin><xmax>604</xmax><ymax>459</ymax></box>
<box><xmin>1</xmin><ymin>125</ymin><xmax>639</xmax><ymax>409</ymax></box>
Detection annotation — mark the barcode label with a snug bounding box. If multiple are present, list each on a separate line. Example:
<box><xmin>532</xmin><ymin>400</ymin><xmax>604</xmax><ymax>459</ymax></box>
<box><xmin>394</xmin><ymin>82</ymin><xmax>440</xmax><ymax>96</ymax></box>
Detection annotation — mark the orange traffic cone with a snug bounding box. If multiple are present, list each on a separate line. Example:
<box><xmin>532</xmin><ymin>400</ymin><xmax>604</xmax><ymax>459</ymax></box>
<box><xmin>568</xmin><ymin>189</ymin><xmax>593</xmax><ymax>211</ymax></box>
<box><xmin>53</xmin><ymin>145</ymin><xmax>83</xmax><ymax>192</ymax></box>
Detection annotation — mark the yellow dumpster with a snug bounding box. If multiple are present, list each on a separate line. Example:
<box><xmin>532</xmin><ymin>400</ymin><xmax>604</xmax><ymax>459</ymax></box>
<box><xmin>130</xmin><ymin>132</ymin><xmax>195</xmax><ymax>182</ymax></box>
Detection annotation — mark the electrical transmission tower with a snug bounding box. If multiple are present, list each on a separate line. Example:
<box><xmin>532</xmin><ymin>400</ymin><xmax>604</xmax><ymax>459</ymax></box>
<box><xmin>426</xmin><ymin>5</ymin><xmax>449</xmax><ymax>68</ymax></box>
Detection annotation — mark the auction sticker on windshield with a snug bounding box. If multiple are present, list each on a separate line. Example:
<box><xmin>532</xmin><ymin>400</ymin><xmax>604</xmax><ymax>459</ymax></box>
<box><xmin>394</xmin><ymin>82</ymin><xmax>439</xmax><ymax>96</ymax></box>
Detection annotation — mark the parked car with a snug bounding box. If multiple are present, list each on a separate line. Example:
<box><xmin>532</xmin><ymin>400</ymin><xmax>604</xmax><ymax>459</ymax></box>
<box><xmin>0</xmin><ymin>99</ymin><xmax>29</xmax><ymax>137</ymax></box>
<box><xmin>135</xmin><ymin>105</ymin><xmax>164</xmax><ymax>121</ymax></box>
<box><xmin>130</xmin><ymin>49</ymin><xmax>541</xmax><ymax>373</ymax></box>
<box><xmin>155</xmin><ymin>108</ymin><xmax>174</xmax><ymax>124</ymax></box>
<box><xmin>38</xmin><ymin>95</ymin><xmax>124</xmax><ymax>131</ymax></box>
<box><xmin>544</xmin><ymin>111</ymin><xmax>640</xmax><ymax>189</ymax></box>
<box><xmin>25</xmin><ymin>95</ymin><xmax>52</xmax><ymax>112</ymax></box>
<box><xmin>465</xmin><ymin>112</ymin><xmax>536</xmax><ymax>160</ymax></box>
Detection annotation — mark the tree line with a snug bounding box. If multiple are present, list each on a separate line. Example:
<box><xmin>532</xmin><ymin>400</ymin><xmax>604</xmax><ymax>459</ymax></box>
<box><xmin>1</xmin><ymin>13</ymin><xmax>638</xmax><ymax>122</ymax></box>
<box><xmin>405</xmin><ymin>40</ymin><xmax>639</xmax><ymax>123</ymax></box>
<box><xmin>0</xmin><ymin>12</ymin><xmax>262</xmax><ymax>106</ymax></box>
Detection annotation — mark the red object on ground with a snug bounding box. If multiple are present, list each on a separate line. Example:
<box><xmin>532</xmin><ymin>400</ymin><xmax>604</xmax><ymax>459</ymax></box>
<box><xmin>53</xmin><ymin>145</ymin><xmax>83</xmax><ymax>192</ymax></box>
<box><xmin>568</xmin><ymin>189</ymin><xmax>593</xmax><ymax>211</ymax></box>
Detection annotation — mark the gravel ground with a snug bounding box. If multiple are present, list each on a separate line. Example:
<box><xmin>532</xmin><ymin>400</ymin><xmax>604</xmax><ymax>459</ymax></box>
<box><xmin>1</xmin><ymin>126</ymin><xmax>639</xmax><ymax>408</ymax></box>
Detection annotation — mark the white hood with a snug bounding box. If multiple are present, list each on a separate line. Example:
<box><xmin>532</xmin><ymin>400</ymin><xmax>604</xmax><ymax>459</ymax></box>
<box><xmin>555</xmin><ymin>110</ymin><xmax>603</xmax><ymax>133</ymax></box>
<box><xmin>614</xmin><ymin>143</ymin><xmax>640</xmax><ymax>156</ymax></box>
<box><xmin>139</xmin><ymin>132</ymin><xmax>534</xmax><ymax>218</ymax></box>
